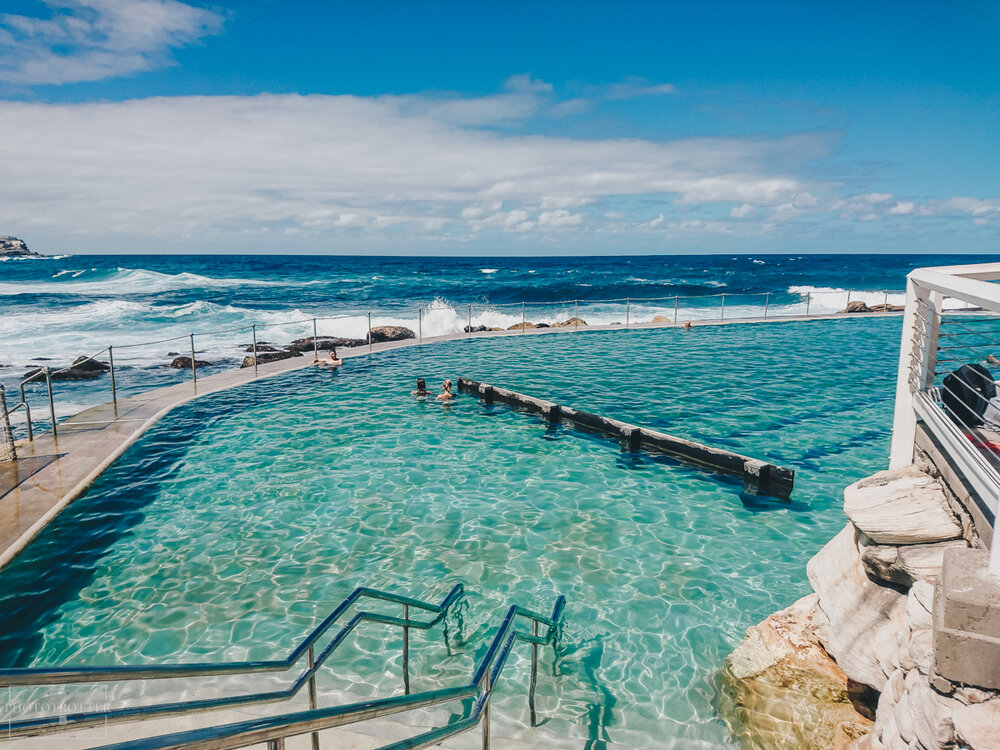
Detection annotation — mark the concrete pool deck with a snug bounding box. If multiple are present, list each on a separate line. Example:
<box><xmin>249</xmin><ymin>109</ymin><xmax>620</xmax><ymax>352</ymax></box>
<box><xmin>0</xmin><ymin>310</ymin><xmax>901</xmax><ymax>570</ymax></box>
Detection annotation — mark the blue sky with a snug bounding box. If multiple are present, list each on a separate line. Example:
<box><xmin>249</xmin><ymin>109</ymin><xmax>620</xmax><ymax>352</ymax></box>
<box><xmin>0</xmin><ymin>0</ymin><xmax>997</xmax><ymax>255</ymax></box>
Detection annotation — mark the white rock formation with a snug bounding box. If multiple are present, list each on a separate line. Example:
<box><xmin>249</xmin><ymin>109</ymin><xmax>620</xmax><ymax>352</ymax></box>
<box><xmin>844</xmin><ymin>466</ymin><xmax>963</xmax><ymax>545</ymax></box>
<box><xmin>807</xmin><ymin>524</ymin><xmax>910</xmax><ymax>690</ymax></box>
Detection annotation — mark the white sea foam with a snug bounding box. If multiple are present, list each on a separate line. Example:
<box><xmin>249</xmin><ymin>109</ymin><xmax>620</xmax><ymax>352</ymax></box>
<box><xmin>0</xmin><ymin>267</ymin><xmax>287</xmax><ymax>296</ymax></box>
<box><xmin>480</xmin><ymin>268</ymin><xmax>498</xmax><ymax>274</ymax></box>
<box><xmin>787</xmin><ymin>285</ymin><xmax>906</xmax><ymax>313</ymax></box>
<box><xmin>0</xmin><ymin>286</ymin><xmax>917</xmax><ymax>375</ymax></box>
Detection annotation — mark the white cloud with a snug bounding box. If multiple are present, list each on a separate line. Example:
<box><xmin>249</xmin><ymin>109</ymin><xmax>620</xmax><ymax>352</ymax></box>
<box><xmin>939</xmin><ymin>197</ymin><xmax>1000</xmax><ymax>216</ymax></box>
<box><xmin>605</xmin><ymin>77</ymin><xmax>677</xmax><ymax>100</ymax></box>
<box><xmin>0</xmin><ymin>93</ymin><xmax>831</xmax><ymax>245</ymax></box>
<box><xmin>0</xmin><ymin>0</ymin><xmax>222</xmax><ymax>85</ymax></box>
<box><xmin>888</xmin><ymin>201</ymin><xmax>915</xmax><ymax>215</ymax></box>
<box><xmin>537</xmin><ymin>210</ymin><xmax>583</xmax><ymax>229</ymax></box>
<box><xmin>503</xmin><ymin>74</ymin><xmax>553</xmax><ymax>95</ymax></box>
<box><xmin>729</xmin><ymin>203</ymin><xmax>755</xmax><ymax>218</ymax></box>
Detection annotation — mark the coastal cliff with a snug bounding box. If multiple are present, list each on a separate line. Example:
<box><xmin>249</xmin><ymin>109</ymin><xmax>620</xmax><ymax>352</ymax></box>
<box><xmin>0</xmin><ymin>236</ymin><xmax>41</xmax><ymax>257</ymax></box>
<box><xmin>721</xmin><ymin>458</ymin><xmax>1000</xmax><ymax>750</ymax></box>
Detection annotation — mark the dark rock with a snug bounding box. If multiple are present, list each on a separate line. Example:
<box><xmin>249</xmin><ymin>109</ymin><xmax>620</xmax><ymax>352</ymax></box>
<box><xmin>243</xmin><ymin>344</ymin><xmax>280</xmax><ymax>353</ymax></box>
<box><xmin>169</xmin><ymin>356</ymin><xmax>212</xmax><ymax>369</ymax></box>
<box><xmin>166</xmin><ymin>351</ymin><xmax>180</xmax><ymax>357</ymax></box>
<box><xmin>552</xmin><ymin>317</ymin><xmax>587</xmax><ymax>327</ymax></box>
<box><xmin>367</xmin><ymin>326</ymin><xmax>415</xmax><ymax>343</ymax></box>
<box><xmin>869</xmin><ymin>303</ymin><xmax>905</xmax><ymax>313</ymax></box>
<box><xmin>24</xmin><ymin>355</ymin><xmax>110</xmax><ymax>381</ymax></box>
<box><xmin>534</xmin><ymin>323</ymin><xmax>550</xmax><ymax>328</ymax></box>
<box><xmin>507</xmin><ymin>322</ymin><xmax>536</xmax><ymax>330</ymax></box>
<box><xmin>463</xmin><ymin>325</ymin><xmax>489</xmax><ymax>333</ymax></box>
<box><xmin>841</xmin><ymin>301</ymin><xmax>869</xmax><ymax>314</ymax></box>
<box><xmin>0</xmin><ymin>237</ymin><xmax>41</xmax><ymax>258</ymax></box>
<box><xmin>286</xmin><ymin>337</ymin><xmax>366</xmax><ymax>353</ymax></box>
<box><xmin>240</xmin><ymin>349</ymin><xmax>302</xmax><ymax>368</ymax></box>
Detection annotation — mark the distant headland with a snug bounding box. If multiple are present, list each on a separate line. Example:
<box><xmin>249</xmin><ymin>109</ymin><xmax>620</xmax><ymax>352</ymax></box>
<box><xmin>0</xmin><ymin>236</ymin><xmax>43</xmax><ymax>257</ymax></box>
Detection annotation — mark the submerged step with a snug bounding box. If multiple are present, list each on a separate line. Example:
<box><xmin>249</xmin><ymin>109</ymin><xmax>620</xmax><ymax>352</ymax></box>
<box><xmin>456</xmin><ymin>378</ymin><xmax>795</xmax><ymax>499</ymax></box>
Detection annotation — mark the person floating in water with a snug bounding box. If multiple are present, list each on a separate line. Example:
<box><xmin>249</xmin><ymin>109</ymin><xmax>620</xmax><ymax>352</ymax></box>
<box><xmin>412</xmin><ymin>378</ymin><xmax>429</xmax><ymax>397</ymax></box>
<box><xmin>684</xmin><ymin>320</ymin><xmax>693</xmax><ymax>330</ymax></box>
<box><xmin>436</xmin><ymin>379</ymin><xmax>456</xmax><ymax>402</ymax></box>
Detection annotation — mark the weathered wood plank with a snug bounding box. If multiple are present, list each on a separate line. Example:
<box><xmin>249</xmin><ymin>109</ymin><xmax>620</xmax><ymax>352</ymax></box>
<box><xmin>456</xmin><ymin>377</ymin><xmax>794</xmax><ymax>499</ymax></box>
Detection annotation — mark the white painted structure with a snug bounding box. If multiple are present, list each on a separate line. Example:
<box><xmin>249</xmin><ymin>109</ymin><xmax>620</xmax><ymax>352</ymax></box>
<box><xmin>890</xmin><ymin>261</ymin><xmax>1000</xmax><ymax>575</ymax></box>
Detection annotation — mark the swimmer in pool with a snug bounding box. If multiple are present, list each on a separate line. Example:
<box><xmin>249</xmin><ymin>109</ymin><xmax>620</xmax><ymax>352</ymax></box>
<box><xmin>436</xmin><ymin>379</ymin><xmax>456</xmax><ymax>402</ymax></box>
<box><xmin>323</xmin><ymin>348</ymin><xmax>342</xmax><ymax>367</ymax></box>
<box><xmin>412</xmin><ymin>378</ymin><xmax>429</xmax><ymax>397</ymax></box>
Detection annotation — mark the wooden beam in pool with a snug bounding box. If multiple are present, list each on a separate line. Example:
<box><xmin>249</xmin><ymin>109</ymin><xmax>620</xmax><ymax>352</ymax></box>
<box><xmin>457</xmin><ymin>377</ymin><xmax>794</xmax><ymax>500</ymax></box>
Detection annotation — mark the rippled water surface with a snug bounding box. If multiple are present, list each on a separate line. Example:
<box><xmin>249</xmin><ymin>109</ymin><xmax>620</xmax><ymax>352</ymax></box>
<box><xmin>0</xmin><ymin>318</ymin><xmax>901</xmax><ymax>747</ymax></box>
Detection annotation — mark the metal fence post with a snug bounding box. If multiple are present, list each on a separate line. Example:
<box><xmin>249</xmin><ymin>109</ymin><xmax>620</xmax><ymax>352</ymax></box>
<box><xmin>468</xmin><ymin>304</ymin><xmax>473</xmax><ymax>337</ymax></box>
<box><xmin>574</xmin><ymin>300</ymin><xmax>579</xmax><ymax>330</ymax></box>
<box><xmin>763</xmin><ymin>293</ymin><xmax>770</xmax><ymax>320</ymax></box>
<box><xmin>402</xmin><ymin>603</ymin><xmax>410</xmax><ymax>695</ymax></box>
<box><xmin>368</xmin><ymin>312</ymin><xmax>373</xmax><ymax>352</ymax></box>
<box><xmin>108</xmin><ymin>345</ymin><xmax>118</xmax><ymax>415</ymax></box>
<box><xmin>521</xmin><ymin>302</ymin><xmax>525</xmax><ymax>334</ymax></box>
<box><xmin>44</xmin><ymin>368</ymin><xmax>57</xmax><ymax>439</ymax></box>
<box><xmin>721</xmin><ymin>294</ymin><xmax>726</xmax><ymax>321</ymax></box>
<box><xmin>189</xmin><ymin>333</ymin><xmax>197</xmax><ymax>388</ymax></box>
<box><xmin>674</xmin><ymin>295</ymin><xmax>679</xmax><ymax>324</ymax></box>
<box><xmin>19</xmin><ymin>382</ymin><xmax>33</xmax><ymax>441</ymax></box>
<box><xmin>418</xmin><ymin>308</ymin><xmax>423</xmax><ymax>343</ymax></box>
<box><xmin>625</xmin><ymin>298</ymin><xmax>630</xmax><ymax>328</ymax></box>
<box><xmin>252</xmin><ymin>325</ymin><xmax>258</xmax><ymax>375</ymax></box>
<box><xmin>313</xmin><ymin>318</ymin><xmax>319</xmax><ymax>362</ymax></box>
<box><xmin>307</xmin><ymin>645</ymin><xmax>319</xmax><ymax>750</ymax></box>
<box><xmin>884</xmin><ymin>290</ymin><xmax>889</xmax><ymax>309</ymax></box>
<box><xmin>482</xmin><ymin>667</ymin><xmax>491</xmax><ymax>750</ymax></box>
<box><xmin>806</xmin><ymin>291</ymin><xmax>811</xmax><ymax>316</ymax></box>
<box><xmin>529</xmin><ymin>619</ymin><xmax>539</xmax><ymax>727</ymax></box>
<box><xmin>846</xmin><ymin>290</ymin><xmax>851</xmax><ymax>310</ymax></box>
<box><xmin>0</xmin><ymin>385</ymin><xmax>15</xmax><ymax>461</ymax></box>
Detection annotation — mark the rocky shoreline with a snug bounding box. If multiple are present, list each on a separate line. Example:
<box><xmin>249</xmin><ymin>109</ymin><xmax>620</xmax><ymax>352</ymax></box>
<box><xmin>0</xmin><ymin>236</ymin><xmax>42</xmax><ymax>257</ymax></box>
<box><xmin>721</xmin><ymin>460</ymin><xmax>999</xmax><ymax>750</ymax></box>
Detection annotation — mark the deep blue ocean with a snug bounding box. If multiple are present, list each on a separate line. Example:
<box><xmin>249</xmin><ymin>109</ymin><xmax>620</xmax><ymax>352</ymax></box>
<box><xmin>0</xmin><ymin>252</ymin><xmax>994</xmax><ymax>424</ymax></box>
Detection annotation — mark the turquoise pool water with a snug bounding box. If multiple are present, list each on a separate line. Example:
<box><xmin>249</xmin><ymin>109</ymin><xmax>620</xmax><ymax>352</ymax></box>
<box><xmin>0</xmin><ymin>317</ymin><xmax>902</xmax><ymax>747</ymax></box>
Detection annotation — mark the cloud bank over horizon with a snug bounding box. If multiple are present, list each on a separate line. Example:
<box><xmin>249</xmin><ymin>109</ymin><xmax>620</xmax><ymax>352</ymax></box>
<box><xmin>1</xmin><ymin>87</ymin><xmax>995</xmax><ymax>254</ymax></box>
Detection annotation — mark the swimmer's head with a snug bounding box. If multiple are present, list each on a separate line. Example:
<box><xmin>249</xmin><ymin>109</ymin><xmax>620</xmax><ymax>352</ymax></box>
<box><xmin>443</xmin><ymin>379</ymin><xmax>452</xmax><ymax>391</ymax></box>
<box><xmin>416</xmin><ymin>378</ymin><xmax>426</xmax><ymax>391</ymax></box>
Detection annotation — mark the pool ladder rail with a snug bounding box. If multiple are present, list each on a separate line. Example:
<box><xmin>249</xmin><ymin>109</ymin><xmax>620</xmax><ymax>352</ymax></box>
<box><xmin>0</xmin><ymin>584</ymin><xmax>567</xmax><ymax>750</ymax></box>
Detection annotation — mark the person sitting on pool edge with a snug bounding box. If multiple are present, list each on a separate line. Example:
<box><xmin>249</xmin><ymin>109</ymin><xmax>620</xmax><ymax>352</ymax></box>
<box><xmin>412</xmin><ymin>378</ymin><xmax>429</xmax><ymax>397</ymax></box>
<box><xmin>436</xmin><ymin>379</ymin><xmax>456</xmax><ymax>402</ymax></box>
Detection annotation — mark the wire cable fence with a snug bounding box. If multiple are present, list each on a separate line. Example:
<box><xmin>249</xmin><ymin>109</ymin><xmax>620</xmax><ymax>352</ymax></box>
<box><xmin>2</xmin><ymin>288</ymin><xmax>910</xmax><ymax>445</ymax></box>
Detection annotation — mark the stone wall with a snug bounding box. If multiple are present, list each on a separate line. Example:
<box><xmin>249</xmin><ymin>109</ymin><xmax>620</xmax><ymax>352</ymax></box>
<box><xmin>721</xmin><ymin>465</ymin><xmax>1000</xmax><ymax>750</ymax></box>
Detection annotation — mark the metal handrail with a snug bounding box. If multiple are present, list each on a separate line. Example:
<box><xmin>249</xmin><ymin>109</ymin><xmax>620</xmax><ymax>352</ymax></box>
<box><xmin>2</xmin><ymin>585</ymin><xmax>464</xmax><ymax>739</ymax></box>
<box><xmin>15</xmin><ymin>366</ymin><xmax>56</xmax><ymax>440</ymax></box>
<box><xmin>88</xmin><ymin>596</ymin><xmax>566</xmax><ymax>750</ymax></box>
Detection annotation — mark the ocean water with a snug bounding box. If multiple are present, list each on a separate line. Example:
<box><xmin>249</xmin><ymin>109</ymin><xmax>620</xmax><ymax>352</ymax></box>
<box><xmin>0</xmin><ymin>252</ymin><xmax>987</xmax><ymax>429</ymax></box>
<box><xmin>0</xmin><ymin>317</ymin><xmax>902</xmax><ymax>748</ymax></box>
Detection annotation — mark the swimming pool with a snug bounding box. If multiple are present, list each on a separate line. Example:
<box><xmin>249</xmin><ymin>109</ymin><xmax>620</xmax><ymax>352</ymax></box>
<box><xmin>0</xmin><ymin>317</ymin><xmax>901</xmax><ymax>747</ymax></box>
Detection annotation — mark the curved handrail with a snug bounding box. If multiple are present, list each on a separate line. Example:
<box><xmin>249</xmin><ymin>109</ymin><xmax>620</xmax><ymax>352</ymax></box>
<box><xmin>1</xmin><ymin>585</ymin><xmax>462</xmax><ymax>686</ymax></box>
<box><xmin>3</xmin><ymin>584</ymin><xmax>464</xmax><ymax>737</ymax></box>
<box><xmin>86</xmin><ymin>595</ymin><xmax>566</xmax><ymax>750</ymax></box>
